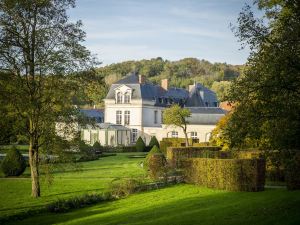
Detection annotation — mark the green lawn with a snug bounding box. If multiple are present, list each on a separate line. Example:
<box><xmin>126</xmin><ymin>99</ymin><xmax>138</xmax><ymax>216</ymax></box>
<box><xmin>0</xmin><ymin>153</ymin><xmax>146</xmax><ymax>219</ymax></box>
<box><xmin>8</xmin><ymin>185</ymin><xmax>300</xmax><ymax>225</ymax></box>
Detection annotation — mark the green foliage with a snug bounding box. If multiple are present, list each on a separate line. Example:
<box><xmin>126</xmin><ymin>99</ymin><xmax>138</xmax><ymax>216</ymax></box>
<box><xmin>148</xmin><ymin>154</ymin><xmax>168</xmax><ymax>182</ymax></box>
<box><xmin>78</xmin><ymin>141</ymin><xmax>99</xmax><ymax>162</ymax></box>
<box><xmin>144</xmin><ymin>145</ymin><xmax>163</xmax><ymax>171</ymax></box>
<box><xmin>109</xmin><ymin>178</ymin><xmax>144</xmax><ymax>199</ymax></box>
<box><xmin>92</xmin><ymin>141</ymin><xmax>103</xmax><ymax>153</ymax></box>
<box><xmin>160</xmin><ymin>138</ymin><xmax>194</xmax><ymax>153</ymax></box>
<box><xmin>1</xmin><ymin>146</ymin><xmax>26</xmax><ymax>176</ymax></box>
<box><xmin>148</xmin><ymin>136</ymin><xmax>160</xmax><ymax>149</ymax></box>
<box><xmin>163</xmin><ymin>105</ymin><xmax>191</xmax><ymax>146</ymax></box>
<box><xmin>210</xmin><ymin>81</ymin><xmax>231</xmax><ymax>101</ymax></box>
<box><xmin>284</xmin><ymin>151</ymin><xmax>300</xmax><ymax>190</ymax></box>
<box><xmin>47</xmin><ymin>193</ymin><xmax>111</xmax><ymax>213</ymax></box>
<box><xmin>227</xmin><ymin>1</ymin><xmax>300</xmax><ymax>150</ymax></box>
<box><xmin>135</xmin><ymin>137</ymin><xmax>146</xmax><ymax>152</ymax></box>
<box><xmin>183</xmin><ymin>158</ymin><xmax>266</xmax><ymax>191</ymax></box>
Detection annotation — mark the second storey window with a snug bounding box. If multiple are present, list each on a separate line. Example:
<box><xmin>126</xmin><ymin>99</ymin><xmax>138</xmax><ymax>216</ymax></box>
<box><xmin>116</xmin><ymin>92</ymin><xmax>122</xmax><ymax>103</ymax></box>
<box><xmin>154</xmin><ymin>110</ymin><xmax>158</xmax><ymax>124</ymax></box>
<box><xmin>116</xmin><ymin>110</ymin><xmax>122</xmax><ymax>124</ymax></box>
<box><xmin>124</xmin><ymin>110</ymin><xmax>130</xmax><ymax>125</ymax></box>
<box><xmin>124</xmin><ymin>92</ymin><xmax>130</xmax><ymax>103</ymax></box>
<box><xmin>171</xmin><ymin>131</ymin><xmax>178</xmax><ymax>138</ymax></box>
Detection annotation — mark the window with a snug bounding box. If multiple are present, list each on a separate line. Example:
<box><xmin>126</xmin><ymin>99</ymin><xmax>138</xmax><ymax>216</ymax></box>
<box><xmin>124</xmin><ymin>110</ymin><xmax>130</xmax><ymax>125</ymax></box>
<box><xmin>154</xmin><ymin>110</ymin><xmax>158</xmax><ymax>124</ymax></box>
<box><xmin>116</xmin><ymin>92</ymin><xmax>122</xmax><ymax>103</ymax></box>
<box><xmin>214</xmin><ymin>102</ymin><xmax>218</xmax><ymax>107</ymax></box>
<box><xmin>131</xmin><ymin>129</ymin><xmax>138</xmax><ymax>143</ymax></box>
<box><xmin>116</xmin><ymin>110</ymin><xmax>122</xmax><ymax>124</ymax></box>
<box><xmin>205</xmin><ymin>102</ymin><xmax>209</xmax><ymax>107</ymax></box>
<box><xmin>161</xmin><ymin>111</ymin><xmax>164</xmax><ymax>123</ymax></box>
<box><xmin>191</xmin><ymin>132</ymin><xmax>198</xmax><ymax>139</ymax></box>
<box><xmin>171</xmin><ymin>131</ymin><xmax>178</xmax><ymax>138</ymax></box>
<box><xmin>124</xmin><ymin>92</ymin><xmax>130</xmax><ymax>103</ymax></box>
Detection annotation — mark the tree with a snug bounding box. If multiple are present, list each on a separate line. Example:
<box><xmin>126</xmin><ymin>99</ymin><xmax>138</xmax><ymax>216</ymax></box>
<box><xmin>0</xmin><ymin>0</ymin><xmax>96</xmax><ymax>197</ymax></box>
<box><xmin>211</xmin><ymin>81</ymin><xmax>231</xmax><ymax>101</ymax></box>
<box><xmin>227</xmin><ymin>0</ymin><xmax>300</xmax><ymax>150</ymax></box>
<box><xmin>163</xmin><ymin>104</ymin><xmax>191</xmax><ymax>146</ymax></box>
<box><xmin>1</xmin><ymin>146</ymin><xmax>26</xmax><ymax>176</ymax></box>
<box><xmin>148</xmin><ymin>136</ymin><xmax>160</xmax><ymax>149</ymax></box>
<box><xmin>135</xmin><ymin>136</ymin><xmax>146</xmax><ymax>152</ymax></box>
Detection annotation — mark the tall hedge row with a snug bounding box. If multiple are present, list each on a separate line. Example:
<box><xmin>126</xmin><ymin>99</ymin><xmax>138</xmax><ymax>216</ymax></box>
<box><xmin>167</xmin><ymin>146</ymin><xmax>223</xmax><ymax>167</ymax></box>
<box><xmin>183</xmin><ymin>158</ymin><xmax>266</xmax><ymax>192</ymax></box>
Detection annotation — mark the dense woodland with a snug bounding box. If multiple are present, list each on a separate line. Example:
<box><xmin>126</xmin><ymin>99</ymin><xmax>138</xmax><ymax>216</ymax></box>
<box><xmin>80</xmin><ymin>57</ymin><xmax>242</xmax><ymax>107</ymax></box>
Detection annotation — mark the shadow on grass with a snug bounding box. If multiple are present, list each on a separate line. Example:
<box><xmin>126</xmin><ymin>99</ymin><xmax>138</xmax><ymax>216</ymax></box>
<box><xmin>8</xmin><ymin>187</ymin><xmax>300</xmax><ymax>225</ymax></box>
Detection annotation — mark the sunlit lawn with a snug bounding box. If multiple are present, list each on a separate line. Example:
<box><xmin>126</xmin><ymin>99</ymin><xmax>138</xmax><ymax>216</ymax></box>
<box><xmin>8</xmin><ymin>184</ymin><xmax>300</xmax><ymax>225</ymax></box>
<box><xmin>0</xmin><ymin>153</ymin><xmax>146</xmax><ymax>219</ymax></box>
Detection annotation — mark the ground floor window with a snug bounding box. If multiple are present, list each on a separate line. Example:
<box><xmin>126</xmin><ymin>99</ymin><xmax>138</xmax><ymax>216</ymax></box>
<box><xmin>171</xmin><ymin>131</ymin><xmax>178</xmax><ymax>138</ymax></box>
<box><xmin>191</xmin><ymin>131</ymin><xmax>198</xmax><ymax>139</ymax></box>
<box><xmin>131</xmin><ymin>129</ymin><xmax>138</xmax><ymax>143</ymax></box>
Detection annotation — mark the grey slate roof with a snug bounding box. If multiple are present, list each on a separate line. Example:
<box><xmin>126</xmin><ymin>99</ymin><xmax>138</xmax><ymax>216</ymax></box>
<box><xmin>185</xmin><ymin>83</ymin><xmax>218</xmax><ymax>107</ymax></box>
<box><xmin>79</xmin><ymin>109</ymin><xmax>104</xmax><ymax>123</ymax></box>
<box><xmin>114</xmin><ymin>74</ymin><xmax>139</xmax><ymax>84</ymax></box>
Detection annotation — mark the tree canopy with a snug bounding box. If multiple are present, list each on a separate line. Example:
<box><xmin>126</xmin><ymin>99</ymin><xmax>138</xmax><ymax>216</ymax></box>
<box><xmin>163</xmin><ymin>104</ymin><xmax>191</xmax><ymax>146</ymax></box>
<box><xmin>225</xmin><ymin>0</ymin><xmax>300</xmax><ymax>150</ymax></box>
<box><xmin>0</xmin><ymin>0</ymin><xmax>96</xmax><ymax>197</ymax></box>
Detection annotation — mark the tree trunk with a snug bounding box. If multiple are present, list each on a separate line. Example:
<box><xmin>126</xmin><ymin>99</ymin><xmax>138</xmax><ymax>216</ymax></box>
<box><xmin>29</xmin><ymin>137</ymin><xmax>40</xmax><ymax>198</ymax></box>
<box><xmin>183</xmin><ymin>130</ymin><xmax>189</xmax><ymax>147</ymax></box>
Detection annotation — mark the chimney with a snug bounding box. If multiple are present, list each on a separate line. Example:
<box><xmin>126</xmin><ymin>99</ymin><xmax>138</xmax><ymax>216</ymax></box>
<box><xmin>188</xmin><ymin>81</ymin><xmax>196</xmax><ymax>92</ymax></box>
<box><xmin>161</xmin><ymin>79</ymin><xmax>168</xmax><ymax>90</ymax></box>
<box><xmin>138</xmin><ymin>75</ymin><xmax>145</xmax><ymax>84</ymax></box>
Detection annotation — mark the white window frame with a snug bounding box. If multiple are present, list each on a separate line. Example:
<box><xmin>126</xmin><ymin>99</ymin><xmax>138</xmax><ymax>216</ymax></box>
<box><xmin>171</xmin><ymin>131</ymin><xmax>178</xmax><ymax>138</ymax></box>
<box><xmin>191</xmin><ymin>132</ymin><xmax>198</xmax><ymax>139</ymax></box>
<box><xmin>116</xmin><ymin>92</ymin><xmax>122</xmax><ymax>103</ymax></box>
<box><xmin>116</xmin><ymin>110</ymin><xmax>122</xmax><ymax>125</ymax></box>
<box><xmin>124</xmin><ymin>110</ymin><xmax>130</xmax><ymax>125</ymax></box>
<box><xmin>131</xmin><ymin>129</ymin><xmax>138</xmax><ymax>143</ymax></box>
<box><xmin>124</xmin><ymin>92</ymin><xmax>130</xmax><ymax>103</ymax></box>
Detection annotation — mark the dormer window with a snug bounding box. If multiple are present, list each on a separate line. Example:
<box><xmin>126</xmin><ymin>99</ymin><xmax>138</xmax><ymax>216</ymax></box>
<box><xmin>124</xmin><ymin>92</ymin><xmax>130</xmax><ymax>103</ymax></box>
<box><xmin>116</xmin><ymin>92</ymin><xmax>122</xmax><ymax>103</ymax></box>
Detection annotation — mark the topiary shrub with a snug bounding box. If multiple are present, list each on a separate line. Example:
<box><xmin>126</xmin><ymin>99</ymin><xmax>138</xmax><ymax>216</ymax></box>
<box><xmin>1</xmin><ymin>146</ymin><xmax>26</xmax><ymax>176</ymax></box>
<box><xmin>135</xmin><ymin>136</ymin><xmax>146</xmax><ymax>152</ymax></box>
<box><xmin>148</xmin><ymin>153</ymin><xmax>168</xmax><ymax>182</ymax></box>
<box><xmin>92</xmin><ymin>141</ymin><xmax>103</xmax><ymax>154</ymax></box>
<box><xmin>78</xmin><ymin>141</ymin><xmax>99</xmax><ymax>162</ymax></box>
<box><xmin>148</xmin><ymin>136</ymin><xmax>160</xmax><ymax>149</ymax></box>
<box><xmin>144</xmin><ymin>145</ymin><xmax>163</xmax><ymax>171</ymax></box>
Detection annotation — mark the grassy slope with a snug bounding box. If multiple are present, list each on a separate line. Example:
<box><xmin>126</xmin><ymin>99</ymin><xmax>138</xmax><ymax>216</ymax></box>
<box><xmin>0</xmin><ymin>153</ymin><xmax>146</xmax><ymax>218</ymax></box>
<box><xmin>10</xmin><ymin>185</ymin><xmax>300</xmax><ymax>225</ymax></box>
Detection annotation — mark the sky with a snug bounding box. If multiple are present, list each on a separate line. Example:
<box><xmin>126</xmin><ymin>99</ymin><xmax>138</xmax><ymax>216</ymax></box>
<box><xmin>68</xmin><ymin>0</ymin><xmax>256</xmax><ymax>66</ymax></box>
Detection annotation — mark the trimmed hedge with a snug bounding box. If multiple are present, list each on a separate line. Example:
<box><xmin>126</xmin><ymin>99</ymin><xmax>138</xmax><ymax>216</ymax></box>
<box><xmin>1</xmin><ymin>146</ymin><xmax>26</xmax><ymax>176</ymax></box>
<box><xmin>136</xmin><ymin>137</ymin><xmax>146</xmax><ymax>152</ymax></box>
<box><xmin>148</xmin><ymin>136</ymin><xmax>160</xmax><ymax>149</ymax></box>
<box><xmin>167</xmin><ymin>146</ymin><xmax>223</xmax><ymax>167</ymax></box>
<box><xmin>183</xmin><ymin>158</ymin><xmax>266</xmax><ymax>192</ymax></box>
<box><xmin>160</xmin><ymin>138</ymin><xmax>197</xmax><ymax>153</ymax></box>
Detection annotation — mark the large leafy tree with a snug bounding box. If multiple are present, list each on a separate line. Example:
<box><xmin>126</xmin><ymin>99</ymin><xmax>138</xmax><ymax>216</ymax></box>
<box><xmin>226</xmin><ymin>0</ymin><xmax>300</xmax><ymax>150</ymax></box>
<box><xmin>163</xmin><ymin>104</ymin><xmax>191</xmax><ymax>146</ymax></box>
<box><xmin>0</xmin><ymin>0</ymin><xmax>96</xmax><ymax>197</ymax></box>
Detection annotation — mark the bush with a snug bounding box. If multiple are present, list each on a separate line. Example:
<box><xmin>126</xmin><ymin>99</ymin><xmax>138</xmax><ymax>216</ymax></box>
<box><xmin>77</xmin><ymin>141</ymin><xmax>99</xmax><ymax>162</ymax></box>
<box><xmin>47</xmin><ymin>193</ymin><xmax>112</xmax><ymax>213</ymax></box>
<box><xmin>148</xmin><ymin>153</ymin><xmax>168</xmax><ymax>182</ymax></box>
<box><xmin>135</xmin><ymin>136</ymin><xmax>146</xmax><ymax>152</ymax></box>
<box><xmin>160</xmin><ymin>138</ymin><xmax>198</xmax><ymax>153</ymax></box>
<box><xmin>109</xmin><ymin>178</ymin><xmax>144</xmax><ymax>198</ymax></box>
<box><xmin>144</xmin><ymin>145</ymin><xmax>163</xmax><ymax>171</ymax></box>
<box><xmin>148</xmin><ymin>136</ymin><xmax>160</xmax><ymax>149</ymax></box>
<box><xmin>285</xmin><ymin>151</ymin><xmax>300</xmax><ymax>190</ymax></box>
<box><xmin>1</xmin><ymin>146</ymin><xmax>26</xmax><ymax>176</ymax></box>
<box><xmin>183</xmin><ymin>158</ymin><xmax>266</xmax><ymax>192</ymax></box>
<box><xmin>92</xmin><ymin>141</ymin><xmax>103</xmax><ymax>154</ymax></box>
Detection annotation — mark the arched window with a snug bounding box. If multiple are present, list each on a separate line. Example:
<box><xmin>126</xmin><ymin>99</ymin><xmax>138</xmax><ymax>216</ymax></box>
<box><xmin>124</xmin><ymin>92</ymin><xmax>130</xmax><ymax>103</ymax></box>
<box><xmin>116</xmin><ymin>92</ymin><xmax>122</xmax><ymax>103</ymax></box>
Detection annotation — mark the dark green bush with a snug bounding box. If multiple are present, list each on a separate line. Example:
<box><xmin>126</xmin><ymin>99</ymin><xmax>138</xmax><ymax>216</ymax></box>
<box><xmin>135</xmin><ymin>136</ymin><xmax>146</xmax><ymax>152</ymax></box>
<box><xmin>183</xmin><ymin>158</ymin><xmax>266</xmax><ymax>192</ymax></box>
<box><xmin>92</xmin><ymin>141</ymin><xmax>103</xmax><ymax>154</ymax></box>
<box><xmin>78</xmin><ymin>141</ymin><xmax>99</xmax><ymax>162</ymax></box>
<box><xmin>1</xmin><ymin>146</ymin><xmax>26</xmax><ymax>176</ymax></box>
<box><xmin>149</xmin><ymin>136</ymin><xmax>160</xmax><ymax>149</ymax></box>
<box><xmin>285</xmin><ymin>151</ymin><xmax>300</xmax><ymax>190</ymax></box>
<box><xmin>47</xmin><ymin>193</ymin><xmax>112</xmax><ymax>213</ymax></box>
